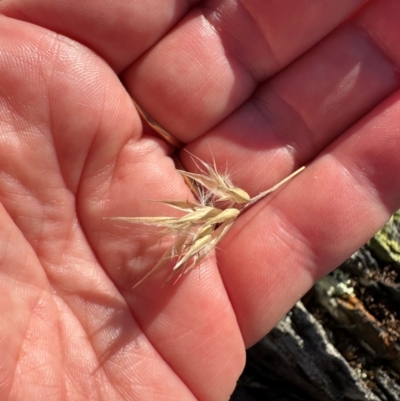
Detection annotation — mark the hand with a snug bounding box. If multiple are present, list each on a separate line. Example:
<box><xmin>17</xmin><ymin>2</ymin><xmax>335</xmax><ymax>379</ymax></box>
<box><xmin>0</xmin><ymin>1</ymin><xmax>399</xmax><ymax>399</ymax></box>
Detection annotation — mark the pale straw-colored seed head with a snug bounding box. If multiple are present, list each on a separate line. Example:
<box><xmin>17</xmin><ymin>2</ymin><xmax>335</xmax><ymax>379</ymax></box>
<box><xmin>111</xmin><ymin>153</ymin><xmax>305</xmax><ymax>287</ymax></box>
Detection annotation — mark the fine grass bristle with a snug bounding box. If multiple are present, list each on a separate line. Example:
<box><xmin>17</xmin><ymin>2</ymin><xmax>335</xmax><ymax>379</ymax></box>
<box><xmin>111</xmin><ymin>156</ymin><xmax>305</xmax><ymax>287</ymax></box>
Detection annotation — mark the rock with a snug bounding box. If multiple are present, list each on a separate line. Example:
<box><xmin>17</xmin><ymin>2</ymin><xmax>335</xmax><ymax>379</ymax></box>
<box><xmin>234</xmin><ymin>302</ymin><xmax>379</xmax><ymax>401</ymax></box>
<box><xmin>368</xmin><ymin>211</ymin><xmax>400</xmax><ymax>266</ymax></box>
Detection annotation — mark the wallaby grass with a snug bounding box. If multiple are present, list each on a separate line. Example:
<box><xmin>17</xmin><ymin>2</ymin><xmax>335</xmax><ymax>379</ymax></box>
<box><xmin>112</xmin><ymin>150</ymin><xmax>305</xmax><ymax>287</ymax></box>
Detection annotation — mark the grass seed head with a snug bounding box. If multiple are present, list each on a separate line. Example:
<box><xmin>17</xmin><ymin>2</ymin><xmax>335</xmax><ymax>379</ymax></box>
<box><xmin>112</xmin><ymin>156</ymin><xmax>305</xmax><ymax>286</ymax></box>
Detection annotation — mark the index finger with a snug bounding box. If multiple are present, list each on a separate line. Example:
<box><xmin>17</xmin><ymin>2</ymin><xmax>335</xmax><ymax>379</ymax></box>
<box><xmin>123</xmin><ymin>0</ymin><xmax>366</xmax><ymax>141</ymax></box>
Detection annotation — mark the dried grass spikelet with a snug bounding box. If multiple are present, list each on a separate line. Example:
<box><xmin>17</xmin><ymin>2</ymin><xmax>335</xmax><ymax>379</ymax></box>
<box><xmin>112</xmin><ymin>154</ymin><xmax>305</xmax><ymax>287</ymax></box>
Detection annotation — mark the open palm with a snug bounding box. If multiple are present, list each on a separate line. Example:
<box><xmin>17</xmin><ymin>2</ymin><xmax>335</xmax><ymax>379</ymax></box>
<box><xmin>1</xmin><ymin>1</ymin><xmax>400</xmax><ymax>400</ymax></box>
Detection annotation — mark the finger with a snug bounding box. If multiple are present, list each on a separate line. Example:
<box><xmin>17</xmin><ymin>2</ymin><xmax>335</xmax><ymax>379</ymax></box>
<box><xmin>189</xmin><ymin>0</ymin><xmax>400</xmax><ymax>346</ymax></box>
<box><xmin>185</xmin><ymin>0</ymin><xmax>400</xmax><ymax>196</ymax></box>
<box><xmin>123</xmin><ymin>0</ymin><xmax>366</xmax><ymax>141</ymax></box>
<box><xmin>0</xmin><ymin>0</ymin><xmax>199</xmax><ymax>71</ymax></box>
<box><xmin>219</xmin><ymin>91</ymin><xmax>400</xmax><ymax>346</ymax></box>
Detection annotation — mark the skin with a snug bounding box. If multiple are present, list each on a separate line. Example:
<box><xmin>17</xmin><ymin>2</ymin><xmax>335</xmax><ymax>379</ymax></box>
<box><xmin>0</xmin><ymin>0</ymin><xmax>400</xmax><ymax>399</ymax></box>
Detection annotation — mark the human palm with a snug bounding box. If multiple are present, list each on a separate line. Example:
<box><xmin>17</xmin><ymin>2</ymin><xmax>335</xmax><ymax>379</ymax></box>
<box><xmin>1</xmin><ymin>1</ymin><xmax>400</xmax><ymax>400</ymax></box>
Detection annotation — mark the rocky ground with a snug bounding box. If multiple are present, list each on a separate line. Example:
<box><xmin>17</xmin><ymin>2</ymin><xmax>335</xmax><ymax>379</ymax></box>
<box><xmin>231</xmin><ymin>211</ymin><xmax>400</xmax><ymax>401</ymax></box>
